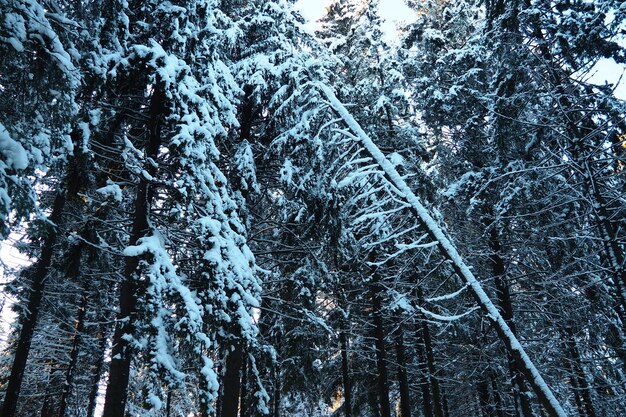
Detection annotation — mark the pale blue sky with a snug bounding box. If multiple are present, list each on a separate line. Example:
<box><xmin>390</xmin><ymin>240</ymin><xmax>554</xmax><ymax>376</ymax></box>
<box><xmin>293</xmin><ymin>0</ymin><xmax>626</xmax><ymax>99</ymax></box>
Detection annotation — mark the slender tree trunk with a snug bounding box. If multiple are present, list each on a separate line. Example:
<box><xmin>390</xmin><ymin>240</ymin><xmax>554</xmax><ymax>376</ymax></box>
<box><xmin>56</xmin><ymin>293</ymin><xmax>88</xmax><ymax>417</ymax></box>
<box><xmin>368</xmin><ymin>377</ymin><xmax>381</xmax><ymax>417</ymax></box>
<box><xmin>489</xmin><ymin>226</ymin><xmax>535</xmax><ymax>417</ymax></box>
<box><xmin>442</xmin><ymin>385</ymin><xmax>450</xmax><ymax>417</ymax></box>
<box><xmin>371</xmin><ymin>280</ymin><xmax>392</xmax><ymax>417</ymax></box>
<box><xmin>415</xmin><ymin>322</ymin><xmax>434</xmax><ymax>417</ymax></box>
<box><xmin>1</xmin><ymin>192</ymin><xmax>66</xmax><ymax>417</ymax></box>
<box><xmin>40</xmin><ymin>379</ymin><xmax>54</xmax><ymax>417</ymax></box>
<box><xmin>566</xmin><ymin>333</ymin><xmax>596</xmax><ymax>417</ymax></box>
<box><xmin>240</xmin><ymin>353</ymin><xmax>248</xmax><ymax>417</ymax></box>
<box><xmin>101</xmin><ymin>82</ymin><xmax>166</xmax><ymax>417</ymax></box>
<box><xmin>273</xmin><ymin>364</ymin><xmax>281</xmax><ymax>417</ymax></box>
<box><xmin>86</xmin><ymin>329</ymin><xmax>107</xmax><ymax>417</ymax></box>
<box><xmin>569</xmin><ymin>367</ymin><xmax>586</xmax><ymax>417</ymax></box>
<box><xmin>478</xmin><ymin>379</ymin><xmax>492</xmax><ymax>417</ymax></box>
<box><xmin>166</xmin><ymin>391</ymin><xmax>172</xmax><ymax>417</ymax></box>
<box><xmin>340</xmin><ymin>330</ymin><xmax>352</xmax><ymax>417</ymax></box>
<box><xmin>493</xmin><ymin>375</ymin><xmax>506</xmax><ymax>417</ymax></box>
<box><xmin>395</xmin><ymin>326</ymin><xmax>412</xmax><ymax>417</ymax></box>
<box><xmin>415</xmin><ymin>286</ymin><xmax>444</xmax><ymax>417</ymax></box>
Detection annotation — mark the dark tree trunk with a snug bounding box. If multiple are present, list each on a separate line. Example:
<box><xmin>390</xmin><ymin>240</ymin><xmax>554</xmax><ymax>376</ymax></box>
<box><xmin>478</xmin><ymin>379</ymin><xmax>492</xmax><ymax>417</ymax></box>
<box><xmin>415</xmin><ymin>322</ymin><xmax>434</xmax><ymax>417</ymax></box>
<box><xmin>1</xmin><ymin>192</ymin><xmax>66</xmax><ymax>417</ymax></box>
<box><xmin>340</xmin><ymin>330</ymin><xmax>352</xmax><ymax>417</ymax></box>
<box><xmin>478</xmin><ymin>374</ymin><xmax>506</xmax><ymax>417</ymax></box>
<box><xmin>371</xmin><ymin>280</ymin><xmax>392</xmax><ymax>417</ymax></box>
<box><xmin>273</xmin><ymin>364</ymin><xmax>281</xmax><ymax>417</ymax></box>
<box><xmin>395</xmin><ymin>326</ymin><xmax>412</xmax><ymax>417</ymax></box>
<box><xmin>415</xmin><ymin>286</ymin><xmax>444</xmax><ymax>417</ymax></box>
<box><xmin>101</xmin><ymin>82</ymin><xmax>166</xmax><ymax>417</ymax></box>
<box><xmin>489</xmin><ymin>226</ymin><xmax>535</xmax><ymax>417</ymax></box>
<box><xmin>221</xmin><ymin>341</ymin><xmax>244</xmax><ymax>417</ymax></box>
<box><xmin>368</xmin><ymin>378</ymin><xmax>381</xmax><ymax>417</ymax></box>
<box><xmin>86</xmin><ymin>329</ymin><xmax>107</xmax><ymax>417</ymax></box>
<box><xmin>56</xmin><ymin>293</ymin><xmax>88</xmax><ymax>417</ymax></box>
<box><xmin>491</xmin><ymin>375</ymin><xmax>506</xmax><ymax>417</ymax></box>
<box><xmin>240</xmin><ymin>353</ymin><xmax>248</xmax><ymax>417</ymax></box>
<box><xmin>566</xmin><ymin>333</ymin><xmax>596</xmax><ymax>417</ymax></box>
<box><xmin>166</xmin><ymin>391</ymin><xmax>172</xmax><ymax>417</ymax></box>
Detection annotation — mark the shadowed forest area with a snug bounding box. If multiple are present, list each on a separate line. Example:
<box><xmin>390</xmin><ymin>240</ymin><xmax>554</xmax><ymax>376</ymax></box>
<box><xmin>0</xmin><ymin>0</ymin><xmax>625</xmax><ymax>416</ymax></box>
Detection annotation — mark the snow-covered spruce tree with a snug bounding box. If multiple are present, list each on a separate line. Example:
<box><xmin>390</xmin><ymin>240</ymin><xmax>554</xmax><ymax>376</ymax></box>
<box><xmin>0</xmin><ymin>0</ymin><xmax>81</xmax><ymax>239</ymax></box>
<box><xmin>0</xmin><ymin>1</ymin><xmax>95</xmax><ymax>415</ymax></box>
<box><xmin>216</xmin><ymin>2</ymin><xmax>356</xmax><ymax>416</ymax></box>
<box><xmin>80</xmin><ymin>2</ymin><xmax>262</xmax><ymax>416</ymax></box>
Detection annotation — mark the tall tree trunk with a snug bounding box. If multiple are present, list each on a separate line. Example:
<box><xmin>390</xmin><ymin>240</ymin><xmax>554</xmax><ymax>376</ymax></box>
<box><xmin>221</xmin><ymin>341</ymin><xmax>244</xmax><ymax>417</ymax></box>
<box><xmin>478</xmin><ymin>374</ymin><xmax>506</xmax><ymax>417</ymax></box>
<box><xmin>415</xmin><ymin>322</ymin><xmax>434</xmax><ymax>417</ymax></box>
<box><xmin>101</xmin><ymin>82</ymin><xmax>166</xmax><ymax>417</ymax></box>
<box><xmin>1</xmin><ymin>191</ymin><xmax>66</xmax><ymax>417</ymax></box>
<box><xmin>415</xmin><ymin>286</ymin><xmax>444</xmax><ymax>417</ymax></box>
<box><xmin>166</xmin><ymin>391</ymin><xmax>172</xmax><ymax>417</ymax></box>
<box><xmin>395</xmin><ymin>326</ymin><xmax>412</xmax><ymax>417</ymax></box>
<box><xmin>478</xmin><ymin>379</ymin><xmax>492</xmax><ymax>417</ymax></box>
<box><xmin>340</xmin><ymin>330</ymin><xmax>352</xmax><ymax>417</ymax></box>
<box><xmin>239</xmin><ymin>353</ymin><xmax>248</xmax><ymax>417</ymax></box>
<box><xmin>489</xmin><ymin>226</ymin><xmax>535</xmax><ymax>417</ymax></box>
<box><xmin>371</xmin><ymin>279</ymin><xmax>392</xmax><ymax>417</ymax></box>
<box><xmin>86</xmin><ymin>328</ymin><xmax>107</xmax><ymax>417</ymax></box>
<box><xmin>566</xmin><ymin>332</ymin><xmax>596</xmax><ymax>417</ymax></box>
<box><xmin>56</xmin><ymin>293</ymin><xmax>88</xmax><ymax>417</ymax></box>
<box><xmin>491</xmin><ymin>374</ymin><xmax>506</xmax><ymax>417</ymax></box>
<box><xmin>273</xmin><ymin>364</ymin><xmax>281</xmax><ymax>417</ymax></box>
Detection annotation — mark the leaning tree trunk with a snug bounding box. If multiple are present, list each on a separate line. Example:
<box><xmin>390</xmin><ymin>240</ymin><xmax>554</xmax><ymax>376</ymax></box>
<box><xmin>317</xmin><ymin>83</ymin><xmax>567</xmax><ymax>417</ymax></box>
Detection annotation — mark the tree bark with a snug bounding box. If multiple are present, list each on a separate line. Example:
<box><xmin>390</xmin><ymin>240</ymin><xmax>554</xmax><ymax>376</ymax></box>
<box><xmin>56</xmin><ymin>293</ymin><xmax>88</xmax><ymax>417</ymax></box>
<box><xmin>239</xmin><ymin>353</ymin><xmax>248</xmax><ymax>417</ymax></box>
<box><xmin>566</xmin><ymin>333</ymin><xmax>596</xmax><ymax>417</ymax></box>
<box><xmin>395</xmin><ymin>326</ymin><xmax>412</xmax><ymax>417</ymax></box>
<box><xmin>371</xmin><ymin>280</ymin><xmax>392</xmax><ymax>417</ymax></box>
<box><xmin>415</xmin><ymin>321</ymin><xmax>434</xmax><ymax>417</ymax></box>
<box><xmin>340</xmin><ymin>330</ymin><xmax>352</xmax><ymax>417</ymax></box>
<box><xmin>86</xmin><ymin>329</ymin><xmax>107</xmax><ymax>417</ymax></box>
<box><xmin>101</xmin><ymin>82</ymin><xmax>166</xmax><ymax>417</ymax></box>
<box><xmin>221</xmin><ymin>341</ymin><xmax>244</xmax><ymax>417</ymax></box>
<box><xmin>489</xmin><ymin>226</ymin><xmax>535</xmax><ymax>417</ymax></box>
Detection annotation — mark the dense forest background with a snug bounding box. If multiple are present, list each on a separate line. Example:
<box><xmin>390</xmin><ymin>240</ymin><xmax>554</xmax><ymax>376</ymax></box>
<box><xmin>0</xmin><ymin>0</ymin><xmax>625</xmax><ymax>416</ymax></box>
